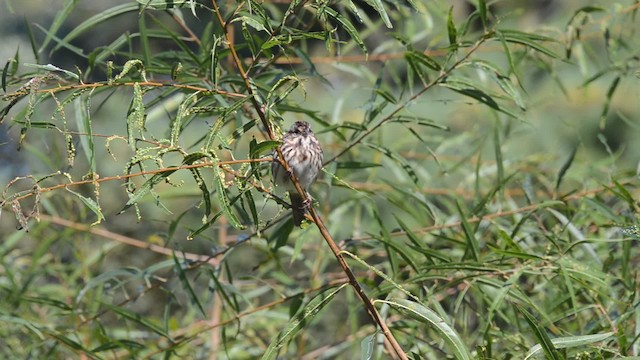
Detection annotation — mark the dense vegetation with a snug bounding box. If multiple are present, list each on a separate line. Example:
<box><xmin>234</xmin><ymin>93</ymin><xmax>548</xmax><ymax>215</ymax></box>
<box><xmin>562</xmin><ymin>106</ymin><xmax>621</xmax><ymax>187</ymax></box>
<box><xmin>1</xmin><ymin>0</ymin><xmax>639</xmax><ymax>359</ymax></box>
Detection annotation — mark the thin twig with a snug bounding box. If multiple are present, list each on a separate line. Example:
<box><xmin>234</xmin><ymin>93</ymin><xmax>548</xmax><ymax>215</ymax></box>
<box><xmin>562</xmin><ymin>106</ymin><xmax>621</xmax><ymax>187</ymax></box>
<box><xmin>324</xmin><ymin>37</ymin><xmax>487</xmax><ymax>166</ymax></box>
<box><xmin>209</xmin><ymin>0</ymin><xmax>407</xmax><ymax>358</ymax></box>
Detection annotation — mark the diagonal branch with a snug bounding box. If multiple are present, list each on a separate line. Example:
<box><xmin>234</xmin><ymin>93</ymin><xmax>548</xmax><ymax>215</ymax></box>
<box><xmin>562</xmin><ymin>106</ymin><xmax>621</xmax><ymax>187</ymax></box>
<box><xmin>324</xmin><ymin>38</ymin><xmax>487</xmax><ymax>166</ymax></box>
<box><xmin>210</xmin><ymin>1</ymin><xmax>407</xmax><ymax>358</ymax></box>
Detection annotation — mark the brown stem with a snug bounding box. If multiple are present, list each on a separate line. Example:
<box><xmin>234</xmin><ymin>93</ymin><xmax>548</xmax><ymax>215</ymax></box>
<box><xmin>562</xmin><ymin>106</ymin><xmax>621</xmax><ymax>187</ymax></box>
<box><xmin>210</xmin><ymin>0</ymin><xmax>407</xmax><ymax>358</ymax></box>
<box><xmin>324</xmin><ymin>38</ymin><xmax>487</xmax><ymax>166</ymax></box>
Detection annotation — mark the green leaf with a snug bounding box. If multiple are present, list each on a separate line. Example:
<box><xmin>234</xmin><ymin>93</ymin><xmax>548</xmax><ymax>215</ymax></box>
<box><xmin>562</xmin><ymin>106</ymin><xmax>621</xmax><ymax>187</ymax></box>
<box><xmin>455</xmin><ymin>200</ymin><xmax>480</xmax><ymax>261</ymax></box>
<box><xmin>137</xmin><ymin>0</ymin><xmax>200</xmax><ymax>10</ymax></box>
<box><xmin>364</xmin><ymin>143</ymin><xmax>419</xmax><ymax>184</ymax></box>
<box><xmin>2</xmin><ymin>55</ymin><xmax>18</xmax><ymax>93</ymax></box>
<box><xmin>127</xmin><ymin>82</ymin><xmax>146</xmax><ymax>149</ymax></box>
<box><xmin>517</xmin><ymin>306</ymin><xmax>563</xmax><ymax>360</ymax></box>
<box><xmin>261</xmin><ymin>284</ymin><xmax>348</xmax><ymax>360</ymax></box>
<box><xmin>360</xmin><ymin>333</ymin><xmax>376</xmax><ymax>360</ymax></box>
<box><xmin>173</xmin><ymin>253</ymin><xmax>206</xmax><ymax>318</ymax></box>
<box><xmin>566</xmin><ymin>6</ymin><xmax>606</xmax><ymax>26</ymax></box>
<box><xmin>320</xmin><ymin>6</ymin><xmax>368</xmax><ymax>56</ymax></box>
<box><xmin>447</xmin><ymin>6</ymin><xmax>457</xmax><ymax>46</ymax></box>
<box><xmin>555</xmin><ymin>144</ymin><xmax>578</xmax><ymax>191</ymax></box>
<box><xmin>381</xmin><ymin>299</ymin><xmax>473</xmax><ymax>360</ymax></box>
<box><xmin>121</xmin><ymin>169</ymin><xmax>178</xmax><ymax>213</ymax></box>
<box><xmin>364</xmin><ymin>0</ymin><xmax>392</xmax><ymax>28</ymax></box>
<box><xmin>66</xmin><ymin>187</ymin><xmax>104</xmax><ymax>226</ymax></box>
<box><xmin>440</xmin><ymin>77</ymin><xmax>518</xmax><ymax>118</ymax></box>
<box><xmin>54</xmin><ymin>3</ymin><xmax>140</xmax><ymax>54</ymax></box>
<box><xmin>38</xmin><ymin>0</ymin><xmax>81</xmax><ymax>56</ymax></box>
<box><xmin>525</xmin><ymin>332</ymin><xmax>614</xmax><ymax>359</ymax></box>
<box><xmin>249</xmin><ymin>140</ymin><xmax>279</xmax><ymax>159</ymax></box>
<box><xmin>470</xmin><ymin>60</ymin><xmax>526</xmax><ymax>110</ymax></box>
<box><xmin>107</xmin><ymin>304</ymin><xmax>169</xmax><ymax>338</ymax></box>
<box><xmin>390</xmin><ymin>115</ymin><xmax>449</xmax><ymax>130</ymax></box>
<box><xmin>336</xmin><ymin>161</ymin><xmax>381</xmax><ymax>169</ymax></box>
<box><xmin>212</xmin><ymin>160</ymin><xmax>243</xmax><ymax>229</ymax></box>
<box><xmin>23</xmin><ymin>63</ymin><xmax>79</xmax><ymax>80</ymax></box>
<box><xmin>23</xmin><ymin>17</ymin><xmax>39</xmax><ymax>63</ymax></box>
<box><xmin>478</xmin><ymin>0</ymin><xmax>488</xmax><ymax>29</ymax></box>
<box><xmin>267</xmin><ymin>76</ymin><xmax>300</xmax><ymax>106</ymax></box>
<box><xmin>599</xmin><ymin>75</ymin><xmax>620</xmax><ymax>129</ymax></box>
<box><xmin>74</xmin><ymin>93</ymin><xmax>96</xmax><ymax>173</ymax></box>
<box><xmin>405</xmin><ymin>50</ymin><xmax>442</xmax><ymax>71</ymax></box>
<box><xmin>498</xmin><ymin>29</ymin><xmax>560</xmax><ymax>59</ymax></box>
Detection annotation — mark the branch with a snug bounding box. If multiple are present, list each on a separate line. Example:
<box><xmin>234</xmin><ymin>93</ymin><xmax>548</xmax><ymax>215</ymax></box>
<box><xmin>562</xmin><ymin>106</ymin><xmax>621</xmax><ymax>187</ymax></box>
<box><xmin>324</xmin><ymin>37</ymin><xmax>487</xmax><ymax>166</ymax></box>
<box><xmin>210</xmin><ymin>1</ymin><xmax>407</xmax><ymax>358</ymax></box>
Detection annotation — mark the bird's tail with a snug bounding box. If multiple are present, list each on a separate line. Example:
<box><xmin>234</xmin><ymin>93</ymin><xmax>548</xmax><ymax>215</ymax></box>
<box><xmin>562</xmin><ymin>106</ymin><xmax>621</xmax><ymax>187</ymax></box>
<box><xmin>289</xmin><ymin>192</ymin><xmax>306</xmax><ymax>226</ymax></box>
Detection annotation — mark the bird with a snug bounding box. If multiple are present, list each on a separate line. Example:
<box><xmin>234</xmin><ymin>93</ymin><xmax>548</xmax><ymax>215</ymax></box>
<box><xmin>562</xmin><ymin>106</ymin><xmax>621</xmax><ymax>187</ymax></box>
<box><xmin>271</xmin><ymin>121</ymin><xmax>323</xmax><ymax>226</ymax></box>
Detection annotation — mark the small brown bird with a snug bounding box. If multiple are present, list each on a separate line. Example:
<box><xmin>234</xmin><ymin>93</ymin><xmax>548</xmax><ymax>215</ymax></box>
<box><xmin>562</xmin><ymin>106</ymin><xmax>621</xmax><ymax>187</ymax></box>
<box><xmin>271</xmin><ymin>121</ymin><xmax>323</xmax><ymax>226</ymax></box>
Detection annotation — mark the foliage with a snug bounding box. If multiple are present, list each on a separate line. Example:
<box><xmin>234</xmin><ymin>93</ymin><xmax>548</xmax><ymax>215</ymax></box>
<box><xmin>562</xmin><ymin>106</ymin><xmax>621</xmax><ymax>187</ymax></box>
<box><xmin>1</xmin><ymin>0</ymin><xmax>639</xmax><ymax>359</ymax></box>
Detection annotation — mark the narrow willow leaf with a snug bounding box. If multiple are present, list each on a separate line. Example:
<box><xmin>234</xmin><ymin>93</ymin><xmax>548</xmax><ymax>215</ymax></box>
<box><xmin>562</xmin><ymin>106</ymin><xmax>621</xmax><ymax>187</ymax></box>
<box><xmin>127</xmin><ymin>82</ymin><xmax>145</xmax><ymax>149</ymax></box>
<box><xmin>525</xmin><ymin>332</ymin><xmax>613</xmax><ymax>360</ymax></box>
<box><xmin>227</xmin><ymin>119</ymin><xmax>258</xmax><ymax>145</ymax></box>
<box><xmin>92</xmin><ymin>340</ymin><xmax>145</xmax><ymax>352</ymax></box>
<box><xmin>114</xmin><ymin>59</ymin><xmax>147</xmax><ymax>82</ymax></box>
<box><xmin>262</xmin><ymin>32</ymin><xmax>325</xmax><ymax>49</ymax></box>
<box><xmin>23</xmin><ymin>63</ymin><xmax>79</xmax><ymax>80</ymax></box>
<box><xmin>566</xmin><ymin>6</ymin><xmax>606</xmax><ymax>26</ymax></box>
<box><xmin>599</xmin><ymin>75</ymin><xmax>620</xmax><ymax>129</ymax></box>
<box><xmin>2</xmin><ymin>57</ymin><xmax>17</xmax><ymax>93</ymax></box>
<box><xmin>138</xmin><ymin>12</ymin><xmax>151</xmax><ymax>70</ymax></box>
<box><xmin>74</xmin><ymin>93</ymin><xmax>96</xmax><ymax>173</ymax></box>
<box><xmin>441</xmin><ymin>78</ymin><xmax>499</xmax><ymax>110</ymax></box>
<box><xmin>171</xmin><ymin>92</ymin><xmax>198</xmax><ymax>146</ymax></box>
<box><xmin>137</xmin><ymin>0</ymin><xmax>195</xmax><ymax>10</ymax></box>
<box><xmin>471</xmin><ymin>60</ymin><xmax>526</xmax><ymax>110</ymax></box>
<box><xmin>493</xmin><ymin>122</ymin><xmax>503</xmax><ymax>188</ymax></box>
<box><xmin>38</xmin><ymin>0</ymin><xmax>80</xmax><ymax>55</ymax></box>
<box><xmin>380</xmin><ymin>299</ymin><xmax>472</xmax><ymax>360</ymax></box>
<box><xmin>441</xmin><ymin>77</ymin><xmax>518</xmax><ymax>118</ymax></box>
<box><xmin>498</xmin><ymin>32</ymin><xmax>525</xmax><ymax>91</ymax></box>
<box><xmin>212</xmin><ymin>160</ymin><xmax>243</xmax><ymax>229</ymax></box>
<box><xmin>173</xmin><ymin>253</ymin><xmax>206</xmax><ymax>317</ymax></box>
<box><xmin>121</xmin><ymin>169</ymin><xmax>178</xmax><ymax>213</ymax></box>
<box><xmin>54</xmin><ymin>3</ymin><xmax>140</xmax><ymax>53</ymax></box>
<box><xmin>321</xmin><ymin>6</ymin><xmax>368</xmax><ymax>56</ymax></box>
<box><xmin>210</xmin><ymin>35</ymin><xmax>222</xmax><ymax>86</ymax></box>
<box><xmin>190</xmin><ymin>167</ymin><xmax>211</xmax><ymax>217</ymax></box>
<box><xmin>231</xmin><ymin>13</ymin><xmax>268</xmax><ymax>33</ymax></box>
<box><xmin>365</xmin><ymin>0</ymin><xmax>392</xmax><ymax>28</ymax></box>
<box><xmin>361</xmin><ymin>333</ymin><xmax>376</xmax><ymax>360</ymax></box>
<box><xmin>342</xmin><ymin>251</ymin><xmax>417</xmax><ymax>301</ymax></box>
<box><xmin>375</xmin><ymin>89</ymin><xmax>397</xmax><ymax>104</ymax></box>
<box><xmin>390</xmin><ymin>115</ymin><xmax>449</xmax><ymax>130</ymax></box>
<box><xmin>267</xmin><ymin>76</ymin><xmax>300</xmax><ymax>106</ymax></box>
<box><xmin>447</xmin><ymin>6</ymin><xmax>457</xmax><ymax>46</ymax></box>
<box><xmin>106</xmin><ymin>304</ymin><xmax>168</xmax><ymax>337</ymax></box>
<box><xmin>23</xmin><ymin>17</ymin><xmax>39</xmax><ymax>63</ymax></box>
<box><xmin>499</xmin><ymin>29</ymin><xmax>560</xmax><ymax>58</ymax></box>
<box><xmin>66</xmin><ymin>187</ymin><xmax>104</xmax><ymax>226</ymax></box>
<box><xmin>243</xmin><ymin>188</ymin><xmax>259</xmax><ymax>226</ymax></box>
<box><xmin>261</xmin><ymin>284</ymin><xmax>348</xmax><ymax>360</ymax></box>
<box><xmin>0</xmin><ymin>315</ymin><xmax>44</xmax><ymax>339</ymax></box>
<box><xmin>405</xmin><ymin>50</ymin><xmax>442</xmax><ymax>71</ymax></box>
<box><xmin>455</xmin><ymin>200</ymin><xmax>480</xmax><ymax>261</ymax></box>
<box><xmin>555</xmin><ymin>144</ymin><xmax>578</xmax><ymax>191</ymax></box>
<box><xmin>478</xmin><ymin>0</ymin><xmax>488</xmax><ymax>29</ymax></box>
<box><xmin>336</xmin><ymin>161</ymin><xmax>381</xmax><ymax>169</ymax></box>
<box><xmin>364</xmin><ymin>143</ymin><xmax>419</xmax><ymax>184</ymax></box>
<box><xmin>249</xmin><ymin>140</ymin><xmax>279</xmax><ymax>159</ymax></box>
<box><xmin>517</xmin><ymin>306</ymin><xmax>562</xmax><ymax>360</ymax></box>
